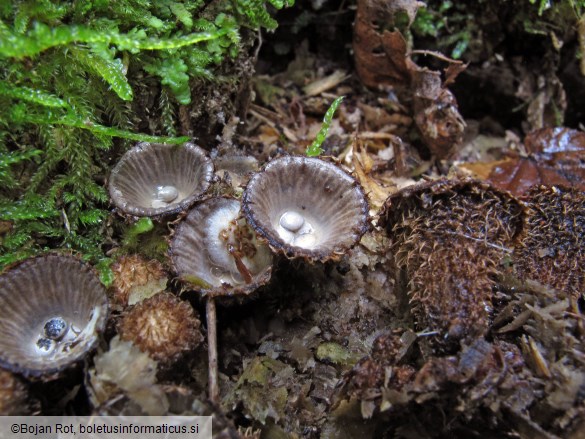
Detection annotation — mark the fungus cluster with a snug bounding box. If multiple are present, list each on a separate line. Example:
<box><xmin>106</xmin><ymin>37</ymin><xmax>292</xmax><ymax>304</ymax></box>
<box><xmin>0</xmin><ymin>140</ymin><xmax>371</xmax><ymax>413</ymax></box>
<box><xmin>0</xmin><ymin>143</ymin><xmax>370</xmax><ymax>409</ymax></box>
<box><xmin>161</xmin><ymin>151</ymin><xmax>368</xmax><ymax>402</ymax></box>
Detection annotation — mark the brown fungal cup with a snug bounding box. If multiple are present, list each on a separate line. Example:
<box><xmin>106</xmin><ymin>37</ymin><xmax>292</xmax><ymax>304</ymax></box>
<box><xmin>108</xmin><ymin>142</ymin><xmax>214</xmax><ymax>217</ymax></box>
<box><xmin>169</xmin><ymin>197</ymin><xmax>273</xmax><ymax>297</ymax></box>
<box><xmin>0</xmin><ymin>255</ymin><xmax>108</xmax><ymax>378</ymax></box>
<box><xmin>242</xmin><ymin>156</ymin><xmax>369</xmax><ymax>262</ymax></box>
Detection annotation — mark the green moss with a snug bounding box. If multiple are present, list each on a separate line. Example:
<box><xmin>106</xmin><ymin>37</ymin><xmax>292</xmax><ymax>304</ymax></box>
<box><xmin>0</xmin><ymin>0</ymin><xmax>293</xmax><ymax>273</ymax></box>
<box><xmin>306</xmin><ymin>96</ymin><xmax>344</xmax><ymax>157</ymax></box>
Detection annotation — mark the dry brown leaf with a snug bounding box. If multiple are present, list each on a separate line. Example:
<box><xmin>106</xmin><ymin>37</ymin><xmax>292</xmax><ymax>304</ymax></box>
<box><xmin>303</xmin><ymin>70</ymin><xmax>350</xmax><ymax>97</ymax></box>
<box><xmin>352</xmin><ymin>140</ymin><xmax>393</xmax><ymax>211</ymax></box>
<box><xmin>352</xmin><ymin>0</ymin><xmax>466</xmax><ymax>158</ymax></box>
<box><xmin>466</xmin><ymin>128</ymin><xmax>585</xmax><ymax>196</ymax></box>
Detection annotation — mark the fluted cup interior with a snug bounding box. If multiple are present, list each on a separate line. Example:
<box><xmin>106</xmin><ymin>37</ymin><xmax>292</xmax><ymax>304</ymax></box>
<box><xmin>0</xmin><ymin>255</ymin><xmax>108</xmax><ymax>377</ymax></box>
<box><xmin>242</xmin><ymin>156</ymin><xmax>369</xmax><ymax>261</ymax></box>
<box><xmin>109</xmin><ymin>142</ymin><xmax>214</xmax><ymax>217</ymax></box>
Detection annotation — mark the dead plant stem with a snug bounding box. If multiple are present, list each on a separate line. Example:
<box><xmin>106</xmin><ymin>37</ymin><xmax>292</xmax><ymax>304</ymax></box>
<box><xmin>207</xmin><ymin>297</ymin><xmax>219</xmax><ymax>404</ymax></box>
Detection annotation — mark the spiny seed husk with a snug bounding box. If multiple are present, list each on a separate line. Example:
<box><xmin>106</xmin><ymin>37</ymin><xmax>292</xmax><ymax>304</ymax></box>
<box><xmin>110</xmin><ymin>255</ymin><xmax>167</xmax><ymax>307</ymax></box>
<box><xmin>382</xmin><ymin>179</ymin><xmax>524</xmax><ymax>354</ymax></box>
<box><xmin>515</xmin><ymin>186</ymin><xmax>585</xmax><ymax>299</ymax></box>
<box><xmin>117</xmin><ymin>292</ymin><xmax>203</xmax><ymax>364</ymax></box>
<box><xmin>0</xmin><ymin>369</ymin><xmax>28</xmax><ymax>415</ymax></box>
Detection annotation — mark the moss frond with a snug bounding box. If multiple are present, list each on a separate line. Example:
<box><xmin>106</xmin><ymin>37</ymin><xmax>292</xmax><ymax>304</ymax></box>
<box><xmin>0</xmin><ymin>0</ymin><xmax>292</xmax><ymax>271</ymax></box>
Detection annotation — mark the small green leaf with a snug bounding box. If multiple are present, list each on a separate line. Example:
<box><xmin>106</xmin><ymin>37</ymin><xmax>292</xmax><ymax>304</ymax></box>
<box><xmin>145</xmin><ymin>57</ymin><xmax>191</xmax><ymax>104</ymax></box>
<box><xmin>306</xmin><ymin>96</ymin><xmax>344</xmax><ymax>157</ymax></box>
<box><xmin>170</xmin><ymin>3</ymin><xmax>194</xmax><ymax>30</ymax></box>
<box><xmin>0</xmin><ymin>81</ymin><xmax>67</xmax><ymax>107</ymax></box>
<box><xmin>122</xmin><ymin>217</ymin><xmax>155</xmax><ymax>247</ymax></box>
<box><xmin>0</xmin><ymin>149</ymin><xmax>42</xmax><ymax>168</ymax></box>
<box><xmin>95</xmin><ymin>257</ymin><xmax>114</xmax><ymax>287</ymax></box>
<box><xmin>0</xmin><ymin>21</ymin><xmax>232</xmax><ymax>58</ymax></box>
<box><xmin>71</xmin><ymin>47</ymin><xmax>133</xmax><ymax>101</ymax></box>
<box><xmin>78</xmin><ymin>209</ymin><xmax>107</xmax><ymax>226</ymax></box>
<box><xmin>12</xmin><ymin>109</ymin><xmax>190</xmax><ymax>144</ymax></box>
<box><xmin>0</xmin><ymin>198</ymin><xmax>59</xmax><ymax>221</ymax></box>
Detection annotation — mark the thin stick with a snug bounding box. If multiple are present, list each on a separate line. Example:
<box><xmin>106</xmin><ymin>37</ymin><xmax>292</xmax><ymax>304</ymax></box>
<box><xmin>410</xmin><ymin>49</ymin><xmax>459</xmax><ymax>64</ymax></box>
<box><xmin>206</xmin><ymin>297</ymin><xmax>219</xmax><ymax>404</ymax></box>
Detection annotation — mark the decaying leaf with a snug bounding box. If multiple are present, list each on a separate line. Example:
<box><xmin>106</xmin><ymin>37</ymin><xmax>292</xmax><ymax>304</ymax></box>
<box><xmin>412</xmin><ymin>69</ymin><xmax>466</xmax><ymax>158</ymax></box>
<box><xmin>353</xmin><ymin>0</ymin><xmax>423</xmax><ymax>88</ymax></box>
<box><xmin>463</xmin><ymin>127</ymin><xmax>585</xmax><ymax>196</ymax></box>
<box><xmin>353</xmin><ymin>0</ymin><xmax>466</xmax><ymax>158</ymax></box>
<box><xmin>351</xmin><ymin>138</ymin><xmax>395</xmax><ymax>211</ymax></box>
<box><xmin>226</xmin><ymin>356</ymin><xmax>293</xmax><ymax>425</ymax></box>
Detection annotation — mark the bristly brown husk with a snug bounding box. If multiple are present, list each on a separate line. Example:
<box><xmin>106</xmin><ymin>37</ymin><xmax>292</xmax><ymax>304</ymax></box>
<box><xmin>514</xmin><ymin>185</ymin><xmax>585</xmax><ymax>299</ymax></box>
<box><xmin>381</xmin><ymin>178</ymin><xmax>524</xmax><ymax>354</ymax></box>
<box><xmin>117</xmin><ymin>292</ymin><xmax>203</xmax><ymax>364</ymax></box>
<box><xmin>109</xmin><ymin>255</ymin><xmax>167</xmax><ymax>309</ymax></box>
<box><xmin>0</xmin><ymin>369</ymin><xmax>29</xmax><ymax>415</ymax></box>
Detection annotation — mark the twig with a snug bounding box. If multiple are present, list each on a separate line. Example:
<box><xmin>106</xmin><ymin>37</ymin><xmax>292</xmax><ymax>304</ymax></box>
<box><xmin>206</xmin><ymin>298</ymin><xmax>219</xmax><ymax>404</ymax></box>
<box><xmin>410</xmin><ymin>49</ymin><xmax>460</xmax><ymax>64</ymax></box>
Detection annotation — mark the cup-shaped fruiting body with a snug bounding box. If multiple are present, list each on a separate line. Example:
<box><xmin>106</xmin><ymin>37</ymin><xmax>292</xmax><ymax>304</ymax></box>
<box><xmin>117</xmin><ymin>292</ymin><xmax>203</xmax><ymax>364</ymax></box>
<box><xmin>380</xmin><ymin>179</ymin><xmax>524</xmax><ymax>354</ymax></box>
<box><xmin>242</xmin><ymin>156</ymin><xmax>370</xmax><ymax>262</ymax></box>
<box><xmin>108</xmin><ymin>142</ymin><xmax>214</xmax><ymax>217</ymax></box>
<box><xmin>214</xmin><ymin>155</ymin><xmax>259</xmax><ymax>190</ymax></box>
<box><xmin>514</xmin><ymin>185</ymin><xmax>585</xmax><ymax>298</ymax></box>
<box><xmin>169</xmin><ymin>197</ymin><xmax>273</xmax><ymax>297</ymax></box>
<box><xmin>0</xmin><ymin>255</ymin><xmax>108</xmax><ymax>378</ymax></box>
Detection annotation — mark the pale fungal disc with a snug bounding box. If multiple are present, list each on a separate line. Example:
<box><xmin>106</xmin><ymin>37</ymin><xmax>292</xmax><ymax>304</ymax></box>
<box><xmin>151</xmin><ymin>199</ymin><xmax>167</xmax><ymax>209</ymax></box>
<box><xmin>44</xmin><ymin>317</ymin><xmax>68</xmax><ymax>340</ymax></box>
<box><xmin>279</xmin><ymin>211</ymin><xmax>305</xmax><ymax>232</ymax></box>
<box><xmin>276</xmin><ymin>213</ymin><xmax>317</xmax><ymax>249</ymax></box>
<box><xmin>210</xmin><ymin>266</ymin><xmax>227</xmax><ymax>279</ymax></box>
<box><xmin>156</xmin><ymin>185</ymin><xmax>179</xmax><ymax>203</ymax></box>
<box><xmin>276</xmin><ymin>227</ymin><xmax>296</xmax><ymax>245</ymax></box>
<box><xmin>151</xmin><ymin>185</ymin><xmax>179</xmax><ymax>207</ymax></box>
<box><xmin>230</xmin><ymin>271</ymin><xmax>244</xmax><ymax>284</ymax></box>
